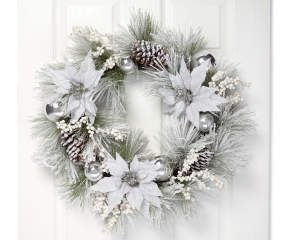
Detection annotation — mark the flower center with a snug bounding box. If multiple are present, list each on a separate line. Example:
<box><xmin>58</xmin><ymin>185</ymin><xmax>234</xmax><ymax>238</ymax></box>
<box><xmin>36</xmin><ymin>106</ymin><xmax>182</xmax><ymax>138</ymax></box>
<box><xmin>72</xmin><ymin>83</ymin><xmax>86</xmax><ymax>99</ymax></box>
<box><xmin>121</xmin><ymin>172</ymin><xmax>139</xmax><ymax>187</ymax></box>
<box><xmin>176</xmin><ymin>89</ymin><xmax>193</xmax><ymax>105</ymax></box>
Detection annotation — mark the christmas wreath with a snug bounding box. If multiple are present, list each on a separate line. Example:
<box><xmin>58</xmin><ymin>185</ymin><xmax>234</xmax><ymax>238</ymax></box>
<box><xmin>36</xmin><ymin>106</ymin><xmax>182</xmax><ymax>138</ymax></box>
<box><xmin>33</xmin><ymin>10</ymin><xmax>255</xmax><ymax>231</ymax></box>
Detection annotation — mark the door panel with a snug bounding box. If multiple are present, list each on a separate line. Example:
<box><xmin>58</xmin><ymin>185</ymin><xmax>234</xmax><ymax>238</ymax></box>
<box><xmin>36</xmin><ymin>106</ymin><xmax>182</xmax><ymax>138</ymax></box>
<box><xmin>19</xmin><ymin>0</ymin><xmax>270</xmax><ymax>239</ymax></box>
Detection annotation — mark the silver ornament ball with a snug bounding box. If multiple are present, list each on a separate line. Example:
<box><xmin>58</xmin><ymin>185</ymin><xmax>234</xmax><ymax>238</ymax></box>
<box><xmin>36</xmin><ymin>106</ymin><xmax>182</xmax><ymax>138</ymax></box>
<box><xmin>45</xmin><ymin>100</ymin><xmax>65</xmax><ymax>122</ymax></box>
<box><xmin>119</xmin><ymin>57</ymin><xmax>136</xmax><ymax>73</ymax></box>
<box><xmin>199</xmin><ymin>112</ymin><xmax>215</xmax><ymax>133</ymax></box>
<box><xmin>84</xmin><ymin>162</ymin><xmax>103</xmax><ymax>182</ymax></box>
<box><xmin>197</xmin><ymin>54</ymin><xmax>216</xmax><ymax>66</ymax></box>
<box><xmin>154</xmin><ymin>158</ymin><xmax>172</xmax><ymax>182</ymax></box>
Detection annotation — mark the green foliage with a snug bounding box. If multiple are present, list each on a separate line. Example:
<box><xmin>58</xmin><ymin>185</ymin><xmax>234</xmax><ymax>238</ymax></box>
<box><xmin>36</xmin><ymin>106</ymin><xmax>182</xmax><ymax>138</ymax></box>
<box><xmin>60</xmin><ymin>170</ymin><xmax>88</xmax><ymax>206</ymax></box>
<box><xmin>115</xmin><ymin>9</ymin><xmax>160</xmax><ymax>57</ymax></box>
<box><xmin>108</xmin><ymin>130</ymin><xmax>150</xmax><ymax>162</ymax></box>
<box><xmin>154</xmin><ymin>29</ymin><xmax>206</xmax><ymax>69</ymax></box>
<box><xmin>128</xmin><ymin>9</ymin><xmax>160</xmax><ymax>41</ymax></box>
<box><xmin>102</xmin><ymin>67</ymin><xmax>125</xmax><ymax>83</ymax></box>
<box><xmin>209</xmin><ymin>103</ymin><xmax>255</xmax><ymax>178</ymax></box>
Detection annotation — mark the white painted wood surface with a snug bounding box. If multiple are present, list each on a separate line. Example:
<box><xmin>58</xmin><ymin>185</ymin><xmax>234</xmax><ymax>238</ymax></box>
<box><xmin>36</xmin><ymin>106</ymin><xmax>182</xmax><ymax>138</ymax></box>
<box><xmin>19</xmin><ymin>0</ymin><xmax>270</xmax><ymax>239</ymax></box>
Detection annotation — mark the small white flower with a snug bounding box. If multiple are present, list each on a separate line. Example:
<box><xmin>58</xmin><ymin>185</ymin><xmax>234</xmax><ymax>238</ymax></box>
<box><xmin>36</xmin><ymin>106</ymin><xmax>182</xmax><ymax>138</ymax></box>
<box><xmin>51</xmin><ymin>52</ymin><xmax>104</xmax><ymax>123</ymax></box>
<box><xmin>90</xmin><ymin>153</ymin><xmax>162</xmax><ymax>218</ymax></box>
<box><xmin>158</xmin><ymin>58</ymin><xmax>227</xmax><ymax>127</ymax></box>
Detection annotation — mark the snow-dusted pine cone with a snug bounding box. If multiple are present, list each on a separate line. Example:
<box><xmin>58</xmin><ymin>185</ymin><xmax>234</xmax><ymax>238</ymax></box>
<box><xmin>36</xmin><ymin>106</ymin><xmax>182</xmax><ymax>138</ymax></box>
<box><xmin>131</xmin><ymin>40</ymin><xmax>168</xmax><ymax>69</ymax></box>
<box><xmin>60</xmin><ymin>131</ymin><xmax>87</xmax><ymax>165</ymax></box>
<box><xmin>189</xmin><ymin>149</ymin><xmax>213</xmax><ymax>172</ymax></box>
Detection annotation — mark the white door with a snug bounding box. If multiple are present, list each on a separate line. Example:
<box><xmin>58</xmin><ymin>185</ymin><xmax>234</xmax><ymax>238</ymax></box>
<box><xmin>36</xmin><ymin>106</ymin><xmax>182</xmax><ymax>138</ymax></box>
<box><xmin>19</xmin><ymin>0</ymin><xmax>270</xmax><ymax>239</ymax></box>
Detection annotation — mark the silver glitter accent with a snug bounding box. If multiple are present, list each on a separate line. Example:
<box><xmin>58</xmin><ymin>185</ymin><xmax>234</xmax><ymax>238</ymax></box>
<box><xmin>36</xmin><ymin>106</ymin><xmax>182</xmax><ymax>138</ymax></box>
<box><xmin>121</xmin><ymin>172</ymin><xmax>139</xmax><ymax>187</ymax></box>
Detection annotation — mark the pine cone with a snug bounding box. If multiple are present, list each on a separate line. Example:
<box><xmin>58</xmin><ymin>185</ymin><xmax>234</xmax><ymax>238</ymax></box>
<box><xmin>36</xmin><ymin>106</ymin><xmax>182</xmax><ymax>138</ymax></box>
<box><xmin>60</xmin><ymin>131</ymin><xmax>87</xmax><ymax>165</ymax></box>
<box><xmin>131</xmin><ymin>40</ymin><xmax>168</xmax><ymax>69</ymax></box>
<box><xmin>189</xmin><ymin>148</ymin><xmax>213</xmax><ymax>173</ymax></box>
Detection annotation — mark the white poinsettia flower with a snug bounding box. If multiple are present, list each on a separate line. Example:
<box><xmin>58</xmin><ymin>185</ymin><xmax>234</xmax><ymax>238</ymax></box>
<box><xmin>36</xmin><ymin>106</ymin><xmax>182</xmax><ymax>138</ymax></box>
<box><xmin>90</xmin><ymin>153</ymin><xmax>162</xmax><ymax>217</ymax></box>
<box><xmin>51</xmin><ymin>52</ymin><xmax>104</xmax><ymax>123</ymax></box>
<box><xmin>158</xmin><ymin>58</ymin><xmax>227</xmax><ymax>127</ymax></box>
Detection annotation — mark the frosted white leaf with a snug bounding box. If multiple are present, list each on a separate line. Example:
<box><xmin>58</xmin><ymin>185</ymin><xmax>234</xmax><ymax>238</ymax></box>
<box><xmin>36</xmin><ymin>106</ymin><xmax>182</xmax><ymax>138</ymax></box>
<box><xmin>130</xmin><ymin>156</ymin><xmax>140</xmax><ymax>172</ymax></box>
<box><xmin>173</xmin><ymin>101</ymin><xmax>185</xmax><ymax>117</ymax></box>
<box><xmin>107</xmin><ymin>183</ymin><xmax>130</xmax><ymax>212</ymax></box>
<box><xmin>169</xmin><ymin>73</ymin><xmax>184</xmax><ymax>89</ymax></box>
<box><xmin>90</xmin><ymin>176</ymin><xmax>120</xmax><ymax>193</ymax></box>
<box><xmin>142</xmin><ymin>193</ymin><xmax>161</xmax><ymax>208</ymax></box>
<box><xmin>67</xmin><ymin>95</ymin><xmax>80</xmax><ymax>112</ymax></box>
<box><xmin>191</xmin><ymin>101</ymin><xmax>220</xmax><ymax>112</ymax></box>
<box><xmin>186</xmin><ymin>104</ymin><xmax>200</xmax><ymax>127</ymax></box>
<box><xmin>71</xmin><ymin>101</ymin><xmax>85</xmax><ymax>121</ymax></box>
<box><xmin>179</xmin><ymin>57</ymin><xmax>192</xmax><ymax>89</ymax></box>
<box><xmin>140</xmin><ymin>182</ymin><xmax>162</xmax><ymax>197</ymax></box>
<box><xmin>84</xmin><ymin>97</ymin><xmax>97</xmax><ymax>116</ymax></box>
<box><xmin>127</xmin><ymin>187</ymin><xmax>144</xmax><ymax>211</ymax></box>
<box><xmin>52</xmin><ymin>70</ymin><xmax>72</xmax><ymax>95</ymax></box>
<box><xmin>209</xmin><ymin>93</ymin><xmax>227</xmax><ymax>105</ymax></box>
<box><xmin>194</xmin><ymin>86</ymin><xmax>216</xmax><ymax>99</ymax></box>
<box><xmin>140</xmin><ymin>201</ymin><xmax>151</xmax><ymax>219</ymax></box>
<box><xmin>190</xmin><ymin>61</ymin><xmax>209</xmax><ymax>94</ymax></box>
<box><xmin>105</xmin><ymin>153</ymin><xmax>128</xmax><ymax>177</ymax></box>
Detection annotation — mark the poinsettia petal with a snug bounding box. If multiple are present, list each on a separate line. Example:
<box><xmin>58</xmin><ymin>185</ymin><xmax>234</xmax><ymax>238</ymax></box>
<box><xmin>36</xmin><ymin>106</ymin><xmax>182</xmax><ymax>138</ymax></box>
<box><xmin>51</xmin><ymin>69</ymin><xmax>72</xmax><ymax>94</ymax></box>
<box><xmin>78</xmin><ymin>52</ymin><xmax>104</xmax><ymax>88</ymax></box>
<box><xmin>127</xmin><ymin>187</ymin><xmax>144</xmax><ymax>211</ymax></box>
<box><xmin>84</xmin><ymin>98</ymin><xmax>97</xmax><ymax>116</ymax></box>
<box><xmin>106</xmin><ymin>153</ymin><xmax>129</xmax><ymax>177</ymax></box>
<box><xmin>194</xmin><ymin>86</ymin><xmax>216</xmax><ymax>99</ymax></box>
<box><xmin>190</xmin><ymin>61</ymin><xmax>209</xmax><ymax>94</ymax></box>
<box><xmin>140</xmin><ymin>201</ymin><xmax>150</xmax><ymax>219</ymax></box>
<box><xmin>191</xmin><ymin>102</ymin><xmax>219</xmax><ymax>112</ymax></box>
<box><xmin>140</xmin><ymin>182</ymin><xmax>162</xmax><ymax>197</ymax></box>
<box><xmin>90</xmin><ymin>176</ymin><xmax>121</xmax><ymax>193</ymax></box>
<box><xmin>67</xmin><ymin>95</ymin><xmax>80</xmax><ymax>112</ymax></box>
<box><xmin>173</xmin><ymin>101</ymin><xmax>186</xmax><ymax>117</ymax></box>
<box><xmin>130</xmin><ymin>156</ymin><xmax>140</xmax><ymax>172</ymax></box>
<box><xmin>179</xmin><ymin>57</ymin><xmax>192</xmax><ymax>90</ymax></box>
<box><xmin>107</xmin><ymin>183</ymin><xmax>130</xmax><ymax>212</ymax></box>
<box><xmin>70</xmin><ymin>101</ymin><xmax>85</xmax><ymax>122</ymax></box>
<box><xmin>142</xmin><ymin>194</ymin><xmax>161</xmax><ymax>208</ymax></box>
<box><xmin>65</xmin><ymin>63</ymin><xmax>78</xmax><ymax>79</ymax></box>
<box><xmin>209</xmin><ymin>93</ymin><xmax>227</xmax><ymax>105</ymax></box>
<box><xmin>186</xmin><ymin>104</ymin><xmax>200</xmax><ymax>128</ymax></box>
<box><xmin>169</xmin><ymin>73</ymin><xmax>184</xmax><ymax>89</ymax></box>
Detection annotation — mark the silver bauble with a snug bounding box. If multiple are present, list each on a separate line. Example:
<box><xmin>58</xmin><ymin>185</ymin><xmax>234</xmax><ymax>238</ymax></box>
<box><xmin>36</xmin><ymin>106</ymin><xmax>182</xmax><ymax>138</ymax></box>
<box><xmin>84</xmin><ymin>162</ymin><xmax>103</xmax><ymax>182</ymax></box>
<box><xmin>154</xmin><ymin>158</ymin><xmax>172</xmax><ymax>182</ymax></box>
<box><xmin>199</xmin><ymin>112</ymin><xmax>215</xmax><ymax>133</ymax></box>
<box><xmin>45</xmin><ymin>100</ymin><xmax>65</xmax><ymax>122</ymax></box>
<box><xmin>197</xmin><ymin>54</ymin><xmax>216</xmax><ymax>66</ymax></box>
<box><xmin>119</xmin><ymin>57</ymin><xmax>136</xmax><ymax>73</ymax></box>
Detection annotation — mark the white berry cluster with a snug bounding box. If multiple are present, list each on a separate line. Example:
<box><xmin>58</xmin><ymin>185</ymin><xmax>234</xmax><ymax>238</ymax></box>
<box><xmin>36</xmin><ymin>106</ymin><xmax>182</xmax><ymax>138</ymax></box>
<box><xmin>209</xmin><ymin>71</ymin><xmax>240</xmax><ymax>96</ymax></box>
<box><xmin>102</xmin><ymin>55</ymin><xmax>118</xmax><ymax>71</ymax></box>
<box><xmin>105</xmin><ymin>199</ymin><xmax>133</xmax><ymax>230</ymax></box>
<box><xmin>89</xmin><ymin>193</ymin><xmax>134</xmax><ymax>230</ymax></box>
<box><xmin>94</xmin><ymin>127</ymin><xmax>126</xmax><ymax>142</ymax></box>
<box><xmin>182</xmin><ymin>186</ymin><xmax>192</xmax><ymax>200</ymax></box>
<box><xmin>172</xmin><ymin>169</ymin><xmax>224</xmax><ymax>200</ymax></box>
<box><xmin>209</xmin><ymin>71</ymin><xmax>249</xmax><ymax>104</ymax></box>
<box><xmin>91</xmin><ymin>46</ymin><xmax>105</xmax><ymax>58</ymax></box>
<box><xmin>56</xmin><ymin>116</ymin><xmax>88</xmax><ymax>133</ymax></box>
<box><xmin>90</xmin><ymin>192</ymin><xmax>109</xmax><ymax>218</ymax></box>
<box><xmin>177</xmin><ymin>149</ymin><xmax>198</xmax><ymax>179</ymax></box>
